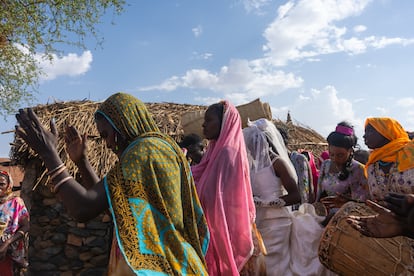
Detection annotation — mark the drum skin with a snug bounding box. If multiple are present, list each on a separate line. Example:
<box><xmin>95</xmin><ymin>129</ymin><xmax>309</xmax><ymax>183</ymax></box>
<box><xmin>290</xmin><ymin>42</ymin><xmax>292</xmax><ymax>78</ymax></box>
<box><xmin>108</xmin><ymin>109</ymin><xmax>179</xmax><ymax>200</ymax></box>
<box><xmin>318</xmin><ymin>202</ymin><xmax>414</xmax><ymax>275</ymax></box>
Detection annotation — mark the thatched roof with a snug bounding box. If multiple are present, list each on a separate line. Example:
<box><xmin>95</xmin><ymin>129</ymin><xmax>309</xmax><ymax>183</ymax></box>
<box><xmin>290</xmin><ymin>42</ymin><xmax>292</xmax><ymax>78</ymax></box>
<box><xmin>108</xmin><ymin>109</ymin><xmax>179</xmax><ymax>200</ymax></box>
<box><xmin>10</xmin><ymin>100</ymin><xmax>327</xmax><ymax>189</ymax></box>
<box><xmin>274</xmin><ymin>120</ymin><xmax>328</xmax><ymax>155</ymax></box>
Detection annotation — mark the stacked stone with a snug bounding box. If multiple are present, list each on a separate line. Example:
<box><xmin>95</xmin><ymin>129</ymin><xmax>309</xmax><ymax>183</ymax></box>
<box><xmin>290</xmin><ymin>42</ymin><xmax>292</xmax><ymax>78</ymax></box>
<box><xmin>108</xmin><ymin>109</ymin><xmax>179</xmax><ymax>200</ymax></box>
<box><xmin>28</xmin><ymin>185</ymin><xmax>113</xmax><ymax>275</ymax></box>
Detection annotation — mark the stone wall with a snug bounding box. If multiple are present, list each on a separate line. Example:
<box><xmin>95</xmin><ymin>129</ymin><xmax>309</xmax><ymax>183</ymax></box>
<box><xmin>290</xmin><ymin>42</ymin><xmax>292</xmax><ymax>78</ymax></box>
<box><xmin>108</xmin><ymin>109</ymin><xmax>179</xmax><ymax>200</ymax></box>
<box><xmin>22</xmin><ymin>162</ymin><xmax>113</xmax><ymax>275</ymax></box>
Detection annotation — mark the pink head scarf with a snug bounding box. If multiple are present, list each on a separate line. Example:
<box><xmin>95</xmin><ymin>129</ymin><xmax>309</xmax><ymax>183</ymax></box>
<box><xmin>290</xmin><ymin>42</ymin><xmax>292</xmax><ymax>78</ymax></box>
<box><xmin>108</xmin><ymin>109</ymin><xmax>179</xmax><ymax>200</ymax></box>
<box><xmin>192</xmin><ymin>100</ymin><xmax>255</xmax><ymax>274</ymax></box>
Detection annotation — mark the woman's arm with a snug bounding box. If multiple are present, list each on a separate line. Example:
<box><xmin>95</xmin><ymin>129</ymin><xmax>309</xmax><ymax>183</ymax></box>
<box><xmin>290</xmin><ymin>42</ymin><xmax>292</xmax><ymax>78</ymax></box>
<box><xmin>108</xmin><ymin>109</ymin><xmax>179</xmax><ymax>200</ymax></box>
<box><xmin>15</xmin><ymin>108</ymin><xmax>108</xmax><ymax>222</ymax></box>
<box><xmin>7</xmin><ymin>216</ymin><xmax>29</xmax><ymax>245</ymax></box>
<box><xmin>54</xmin><ymin>173</ymin><xmax>109</xmax><ymax>222</ymax></box>
<box><xmin>273</xmin><ymin>158</ymin><xmax>301</xmax><ymax>206</ymax></box>
<box><xmin>0</xmin><ymin>215</ymin><xmax>30</xmax><ymax>258</ymax></box>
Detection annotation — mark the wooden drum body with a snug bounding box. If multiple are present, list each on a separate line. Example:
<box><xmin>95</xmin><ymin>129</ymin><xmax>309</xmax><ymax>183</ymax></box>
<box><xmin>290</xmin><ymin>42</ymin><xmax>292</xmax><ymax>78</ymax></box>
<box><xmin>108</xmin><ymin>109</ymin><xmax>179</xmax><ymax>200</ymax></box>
<box><xmin>318</xmin><ymin>202</ymin><xmax>414</xmax><ymax>275</ymax></box>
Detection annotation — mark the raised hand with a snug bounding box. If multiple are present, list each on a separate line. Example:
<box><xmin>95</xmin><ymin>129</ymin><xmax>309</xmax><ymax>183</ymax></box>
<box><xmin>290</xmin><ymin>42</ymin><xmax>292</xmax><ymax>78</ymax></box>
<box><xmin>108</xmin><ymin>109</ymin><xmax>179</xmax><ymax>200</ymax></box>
<box><xmin>15</xmin><ymin>108</ymin><xmax>59</xmax><ymax>161</ymax></box>
<box><xmin>347</xmin><ymin>200</ymin><xmax>404</xmax><ymax>238</ymax></box>
<box><xmin>64</xmin><ymin>125</ymin><xmax>88</xmax><ymax>164</ymax></box>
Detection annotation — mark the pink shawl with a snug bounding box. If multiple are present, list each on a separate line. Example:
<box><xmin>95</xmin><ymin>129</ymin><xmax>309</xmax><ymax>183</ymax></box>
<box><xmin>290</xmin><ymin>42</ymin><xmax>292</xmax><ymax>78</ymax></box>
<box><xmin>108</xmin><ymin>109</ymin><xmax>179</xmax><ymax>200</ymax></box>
<box><xmin>192</xmin><ymin>100</ymin><xmax>255</xmax><ymax>275</ymax></box>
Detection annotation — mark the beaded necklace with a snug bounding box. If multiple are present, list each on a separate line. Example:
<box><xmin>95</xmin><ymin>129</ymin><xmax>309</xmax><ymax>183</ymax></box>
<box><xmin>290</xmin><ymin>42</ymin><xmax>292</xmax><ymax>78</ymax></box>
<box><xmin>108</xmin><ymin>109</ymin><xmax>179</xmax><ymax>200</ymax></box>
<box><xmin>378</xmin><ymin>160</ymin><xmax>393</xmax><ymax>167</ymax></box>
<box><xmin>374</xmin><ymin>161</ymin><xmax>395</xmax><ymax>186</ymax></box>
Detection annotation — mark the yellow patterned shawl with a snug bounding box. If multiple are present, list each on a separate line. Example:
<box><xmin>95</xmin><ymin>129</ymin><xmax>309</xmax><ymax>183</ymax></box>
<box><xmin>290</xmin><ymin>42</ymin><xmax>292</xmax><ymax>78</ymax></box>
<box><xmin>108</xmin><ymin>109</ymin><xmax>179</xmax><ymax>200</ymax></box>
<box><xmin>97</xmin><ymin>93</ymin><xmax>209</xmax><ymax>275</ymax></box>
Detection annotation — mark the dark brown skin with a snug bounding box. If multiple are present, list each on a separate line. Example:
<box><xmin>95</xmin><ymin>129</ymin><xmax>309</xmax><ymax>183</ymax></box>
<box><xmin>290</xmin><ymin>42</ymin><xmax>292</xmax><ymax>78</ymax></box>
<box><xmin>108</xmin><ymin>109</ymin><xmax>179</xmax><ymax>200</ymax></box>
<box><xmin>272</xmin><ymin>158</ymin><xmax>301</xmax><ymax>206</ymax></box>
<box><xmin>15</xmin><ymin>108</ymin><xmax>118</xmax><ymax>222</ymax></box>
<box><xmin>347</xmin><ymin>196</ymin><xmax>414</xmax><ymax>239</ymax></box>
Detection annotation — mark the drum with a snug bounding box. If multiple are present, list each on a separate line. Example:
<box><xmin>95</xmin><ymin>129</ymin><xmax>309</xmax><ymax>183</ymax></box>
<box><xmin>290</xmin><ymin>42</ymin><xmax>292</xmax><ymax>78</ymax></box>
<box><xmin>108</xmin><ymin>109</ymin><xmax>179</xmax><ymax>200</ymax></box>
<box><xmin>318</xmin><ymin>201</ymin><xmax>414</xmax><ymax>275</ymax></box>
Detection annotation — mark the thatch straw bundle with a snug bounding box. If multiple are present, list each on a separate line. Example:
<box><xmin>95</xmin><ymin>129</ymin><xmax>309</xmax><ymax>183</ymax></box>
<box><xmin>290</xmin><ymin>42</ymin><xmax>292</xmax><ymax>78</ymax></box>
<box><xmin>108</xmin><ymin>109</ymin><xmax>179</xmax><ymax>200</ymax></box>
<box><xmin>274</xmin><ymin>120</ymin><xmax>328</xmax><ymax>157</ymax></box>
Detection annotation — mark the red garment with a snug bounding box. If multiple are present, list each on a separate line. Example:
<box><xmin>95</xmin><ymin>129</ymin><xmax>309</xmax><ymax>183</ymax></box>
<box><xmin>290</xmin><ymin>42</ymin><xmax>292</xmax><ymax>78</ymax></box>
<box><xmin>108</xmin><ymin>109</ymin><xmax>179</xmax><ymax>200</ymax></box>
<box><xmin>0</xmin><ymin>256</ymin><xmax>13</xmax><ymax>276</ymax></box>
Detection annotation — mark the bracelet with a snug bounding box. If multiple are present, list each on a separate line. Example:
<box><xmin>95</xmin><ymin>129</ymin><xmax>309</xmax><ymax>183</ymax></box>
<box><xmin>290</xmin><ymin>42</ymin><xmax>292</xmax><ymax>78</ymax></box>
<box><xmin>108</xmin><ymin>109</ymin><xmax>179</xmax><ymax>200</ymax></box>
<box><xmin>52</xmin><ymin>176</ymin><xmax>72</xmax><ymax>193</ymax></box>
<box><xmin>47</xmin><ymin>163</ymin><xmax>64</xmax><ymax>176</ymax></box>
<box><xmin>254</xmin><ymin>196</ymin><xmax>286</xmax><ymax>208</ymax></box>
<box><xmin>49</xmin><ymin>166</ymin><xmax>67</xmax><ymax>182</ymax></box>
<box><xmin>17</xmin><ymin>230</ymin><xmax>25</xmax><ymax>237</ymax></box>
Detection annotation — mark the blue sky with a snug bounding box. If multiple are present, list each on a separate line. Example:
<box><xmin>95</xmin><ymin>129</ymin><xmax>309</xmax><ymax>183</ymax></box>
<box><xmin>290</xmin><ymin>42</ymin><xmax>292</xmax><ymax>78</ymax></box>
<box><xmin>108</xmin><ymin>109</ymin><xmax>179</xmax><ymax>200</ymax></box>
<box><xmin>2</xmin><ymin>0</ymin><xmax>414</xmax><ymax>157</ymax></box>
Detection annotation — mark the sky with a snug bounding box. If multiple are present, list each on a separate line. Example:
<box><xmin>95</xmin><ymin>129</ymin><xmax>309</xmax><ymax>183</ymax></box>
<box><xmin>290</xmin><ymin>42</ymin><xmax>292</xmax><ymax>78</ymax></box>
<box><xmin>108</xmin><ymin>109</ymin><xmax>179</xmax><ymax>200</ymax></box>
<box><xmin>2</xmin><ymin>0</ymin><xmax>414</xmax><ymax>157</ymax></box>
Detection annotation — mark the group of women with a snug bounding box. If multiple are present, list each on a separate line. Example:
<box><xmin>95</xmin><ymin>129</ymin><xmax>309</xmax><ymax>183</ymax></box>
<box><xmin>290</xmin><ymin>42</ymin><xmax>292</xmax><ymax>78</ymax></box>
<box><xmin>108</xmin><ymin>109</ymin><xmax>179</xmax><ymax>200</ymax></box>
<box><xmin>11</xmin><ymin>91</ymin><xmax>414</xmax><ymax>275</ymax></box>
<box><xmin>316</xmin><ymin>118</ymin><xmax>414</xmax><ymax>237</ymax></box>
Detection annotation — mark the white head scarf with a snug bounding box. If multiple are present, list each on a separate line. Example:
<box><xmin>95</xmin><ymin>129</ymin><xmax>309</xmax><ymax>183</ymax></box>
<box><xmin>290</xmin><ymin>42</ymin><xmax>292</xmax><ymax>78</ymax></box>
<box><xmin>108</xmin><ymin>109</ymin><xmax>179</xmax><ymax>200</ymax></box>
<box><xmin>243</xmin><ymin>118</ymin><xmax>297</xmax><ymax>182</ymax></box>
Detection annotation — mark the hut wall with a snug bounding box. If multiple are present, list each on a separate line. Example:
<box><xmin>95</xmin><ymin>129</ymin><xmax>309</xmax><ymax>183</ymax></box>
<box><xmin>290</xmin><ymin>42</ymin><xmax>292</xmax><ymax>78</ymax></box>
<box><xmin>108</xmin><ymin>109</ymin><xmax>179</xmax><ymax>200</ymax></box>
<box><xmin>24</xmin><ymin>160</ymin><xmax>112</xmax><ymax>275</ymax></box>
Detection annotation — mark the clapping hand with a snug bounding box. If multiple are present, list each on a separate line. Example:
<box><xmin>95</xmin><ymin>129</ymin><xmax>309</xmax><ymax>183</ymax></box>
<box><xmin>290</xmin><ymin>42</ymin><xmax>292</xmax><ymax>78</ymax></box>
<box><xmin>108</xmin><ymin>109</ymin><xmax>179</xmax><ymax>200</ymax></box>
<box><xmin>64</xmin><ymin>125</ymin><xmax>88</xmax><ymax>164</ymax></box>
<box><xmin>15</xmin><ymin>108</ymin><xmax>59</xmax><ymax>160</ymax></box>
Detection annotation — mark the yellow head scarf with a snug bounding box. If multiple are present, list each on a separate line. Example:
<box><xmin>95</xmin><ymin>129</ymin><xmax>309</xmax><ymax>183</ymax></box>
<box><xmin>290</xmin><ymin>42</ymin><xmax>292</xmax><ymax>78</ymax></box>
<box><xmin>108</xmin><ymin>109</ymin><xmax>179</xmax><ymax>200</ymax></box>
<box><xmin>97</xmin><ymin>93</ymin><xmax>209</xmax><ymax>274</ymax></box>
<box><xmin>365</xmin><ymin>117</ymin><xmax>414</xmax><ymax>173</ymax></box>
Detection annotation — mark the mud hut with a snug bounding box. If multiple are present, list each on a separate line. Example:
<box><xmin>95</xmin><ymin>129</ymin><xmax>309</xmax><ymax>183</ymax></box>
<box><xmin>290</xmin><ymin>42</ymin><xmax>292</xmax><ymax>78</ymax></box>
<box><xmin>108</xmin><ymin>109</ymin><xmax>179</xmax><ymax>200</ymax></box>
<box><xmin>10</xmin><ymin>99</ymin><xmax>327</xmax><ymax>275</ymax></box>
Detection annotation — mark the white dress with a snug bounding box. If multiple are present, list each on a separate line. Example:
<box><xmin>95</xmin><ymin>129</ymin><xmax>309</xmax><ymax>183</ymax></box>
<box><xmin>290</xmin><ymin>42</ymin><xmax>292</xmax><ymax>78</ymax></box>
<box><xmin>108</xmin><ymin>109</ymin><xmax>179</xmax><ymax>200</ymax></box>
<box><xmin>252</xmin><ymin>161</ymin><xmax>292</xmax><ymax>275</ymax></box>
<box><xmin>252</xmin><ymin>160</ymin><xmax>336</xmax><ymax>276</ymax></box>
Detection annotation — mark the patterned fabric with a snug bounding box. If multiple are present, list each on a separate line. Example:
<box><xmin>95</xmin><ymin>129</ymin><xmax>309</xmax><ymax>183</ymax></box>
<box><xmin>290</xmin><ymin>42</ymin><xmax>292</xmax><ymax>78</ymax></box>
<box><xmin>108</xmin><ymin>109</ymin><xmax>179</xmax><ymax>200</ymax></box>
<box><xmin>290</xmin><ymin>151</ymin><xmax>313</xmax><ymax>204</ymax></box>
<box><xmin>318</xmin><ymin>150</ymin><xmax>329</xmax><ymax>169</ymax></box>
<box><xmin>191</xmin><ymin>100</ymin><xmax>255</xmax><ymax>275</ymax></box>
<box><xmin>0</xmin><ymin>197</ymin><xmax>29</xmax><ymax>267</ymax></box>
<box><xmin>317</xmin><ymin>159</ymin><xmax>369</xmax><ymax>202</ymax></box>
<box><xmin>367</xmin><ymin>163</ymin><xmax>414</xmax><ymax>201</ymax></box>
<box><xmin>365</xmin><ymin>117</ymin><xmax>414</xmax><ymax>174</ymax></box>
<box><xmin>97</xmin><ymin>93</ymin><xmax>209</xmax><ymax>275</ymax></box>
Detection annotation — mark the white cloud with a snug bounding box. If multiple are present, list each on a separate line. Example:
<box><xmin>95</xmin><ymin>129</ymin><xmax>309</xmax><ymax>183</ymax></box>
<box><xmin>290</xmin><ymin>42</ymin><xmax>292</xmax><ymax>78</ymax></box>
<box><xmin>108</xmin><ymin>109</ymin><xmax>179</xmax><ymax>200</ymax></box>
<box><xmin>242</xmin><ymin>0</ymin><xmax>272</xmax><ymax>13</ymax></box>
<box><xmin>355</xmin><ymin>63</ymin><xmax>376</xmax><ymax>69</ymax></box>
<box><xmin>341</xmin><ymin>37</ymin><xmax>368</xmax><ymax>54</ymax></box>
<box><xmin>194</xmin><ymin>96</ymin><xmax>223</xmax><ymax>106</ymax></box>
<box><xmin>136</xmin><ymin>0</ymin><xmax>414</xmax><ymax>142</ymax></box>
<box><xmin>260</xmin><ymin>0</ymin><xmax>414</xmax><ymax>65</ymax></box>
<box><xmin>192</xmin><ymin>25</ymin><xmax>203</xmax><ymax>37</ymax></box>
<box><xmin>138</xmin><ymin>59</ymin><xmax>303</xmax><ymax>104</ymax></box>
<box><xmin>369</xmin><ymin>36</ymin><xmax>414</xmax><ymax>48</ymax></box>
<box><xmin>272</xmin><ymin>85</ymin><xmax>363</xmax><ymax>138</ymax></box>
<box><xmin>191</xmin><ymin>51</ymin><xmax>213</xmax><ymax>60</ymax></box>
<box><xmin>405</xmin><ymin>110</ymin><xmax>414</xmax><ymax>131</ymax></box>
<box><xmin>375</xmin><ymin>106</ymin><xmax>388</xmax><ymax>114</ymax></box>
<box><xmin>353</xmin><ymin>25</ymin><xmax>367</xmax><ymax>33</ymax></box>
<box><xmin>396</xmin><ymin>97</ymin><xmax>414</xmax><ymax>108</ymax></box>
<box><xmin>37</xmin><ymin>51</ymin><xmax>93</xmax><ymax>81</ymax></box>
<box><xmin>139</xmin><ymin>0</ymin><xmax>414</xmax><ymax>108</ymax></box>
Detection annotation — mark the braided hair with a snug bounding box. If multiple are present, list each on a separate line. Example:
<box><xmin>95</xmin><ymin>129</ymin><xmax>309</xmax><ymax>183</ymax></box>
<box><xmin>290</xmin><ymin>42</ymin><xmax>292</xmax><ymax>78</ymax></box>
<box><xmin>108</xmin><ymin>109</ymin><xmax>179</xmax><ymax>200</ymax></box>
<box><xmin>326</xmin><ymin>121</ymin><xmax>358</xmax><ymax>180</ymax></box>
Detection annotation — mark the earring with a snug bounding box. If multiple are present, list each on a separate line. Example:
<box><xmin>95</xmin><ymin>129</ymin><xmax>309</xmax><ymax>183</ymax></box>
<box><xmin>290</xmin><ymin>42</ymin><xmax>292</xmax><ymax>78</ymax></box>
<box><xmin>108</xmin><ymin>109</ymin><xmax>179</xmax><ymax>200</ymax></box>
<box><xmin>114</xmin><ymin>134</ymin><xmax>119</xmax><ymax>151</ymax></box>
